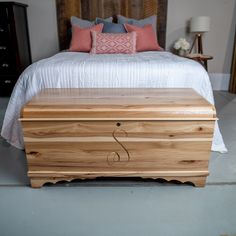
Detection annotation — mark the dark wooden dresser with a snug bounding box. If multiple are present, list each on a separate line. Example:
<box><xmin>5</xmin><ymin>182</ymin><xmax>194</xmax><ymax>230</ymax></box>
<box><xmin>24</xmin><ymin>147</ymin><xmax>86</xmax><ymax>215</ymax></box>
<box><xmin>0</xmin><ymin>2</ymin><xmax>31</xmax><ymax>96</ymax></box>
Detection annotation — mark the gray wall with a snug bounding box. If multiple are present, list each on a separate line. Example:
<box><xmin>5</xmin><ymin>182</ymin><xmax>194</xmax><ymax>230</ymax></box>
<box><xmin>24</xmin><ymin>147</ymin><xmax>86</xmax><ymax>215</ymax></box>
<box><xmin>167</xmin><ymin>0</ymin><xmax>236</xmax><ymax>73</ymax></box>
<box><xmin>1</xmin><ymin>0</ymin><xmax>235</xmax><ymax>74</ymax></box>
<box><xmin>21</xmin><ymin>0</ymin><xmax>59</xmax><ymax>62</ymax></box>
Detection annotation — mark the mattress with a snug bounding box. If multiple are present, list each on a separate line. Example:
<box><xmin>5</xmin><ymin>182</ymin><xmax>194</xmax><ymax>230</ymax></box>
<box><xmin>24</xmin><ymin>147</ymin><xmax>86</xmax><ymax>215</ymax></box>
<box><xmin>1</xmin><ymin>51</ymin><xmax>227</xmax><ymax>152</ymax></box>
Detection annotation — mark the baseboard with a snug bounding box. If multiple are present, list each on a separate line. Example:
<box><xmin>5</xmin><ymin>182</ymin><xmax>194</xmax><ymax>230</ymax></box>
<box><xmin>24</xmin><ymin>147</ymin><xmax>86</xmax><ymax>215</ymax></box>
<box><xmin>209</xmin><ymin>73</ymin><xmax>230</xmax><ymax>91</ymax></box>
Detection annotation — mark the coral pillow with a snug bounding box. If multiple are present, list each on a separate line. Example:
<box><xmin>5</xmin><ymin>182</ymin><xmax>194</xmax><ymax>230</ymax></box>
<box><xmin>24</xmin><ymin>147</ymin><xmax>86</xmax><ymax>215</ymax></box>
<box><xmin>69</xmin><ymin>24</ymin><xmax>103</xmax><ymax>52</ymax></box>
<box><xmin>90</xmin><ymin>32</ymin><xmax>136</xmax><ymax>54</ymax></box>
<box><xmin>124</xmin><ymin>24</ymin><xmax>162</xmax><ymax>52</ymax></box>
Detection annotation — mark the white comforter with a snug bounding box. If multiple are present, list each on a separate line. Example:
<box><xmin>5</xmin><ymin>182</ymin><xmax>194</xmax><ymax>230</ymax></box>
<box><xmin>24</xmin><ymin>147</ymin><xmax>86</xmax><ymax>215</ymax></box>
<box><xmin>1</xmin><ymin>51</ymin><xmax>227</xmax><ymax>152</ymax></box>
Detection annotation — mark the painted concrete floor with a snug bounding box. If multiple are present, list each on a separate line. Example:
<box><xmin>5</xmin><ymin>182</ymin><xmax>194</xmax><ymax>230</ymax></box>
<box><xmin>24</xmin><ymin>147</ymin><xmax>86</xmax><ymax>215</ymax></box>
<box><xmin>0</xmin><ymin>91</ymin><xmax>236</xmax><ymax>236</ymax></box>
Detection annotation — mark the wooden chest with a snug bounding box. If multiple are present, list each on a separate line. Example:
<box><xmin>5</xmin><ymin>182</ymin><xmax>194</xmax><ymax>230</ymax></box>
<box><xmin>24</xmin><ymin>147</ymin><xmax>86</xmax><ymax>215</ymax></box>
<box><xmin>20</xmin><ymin>88</ymin><xmax>216</xmax><ymax>188</ymax></box>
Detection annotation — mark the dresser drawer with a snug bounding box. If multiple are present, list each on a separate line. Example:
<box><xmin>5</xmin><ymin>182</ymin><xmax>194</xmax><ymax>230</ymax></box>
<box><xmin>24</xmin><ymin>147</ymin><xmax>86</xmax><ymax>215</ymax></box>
<box><xmin>0</xmin><ymin>59</ymin><xmax>16</xmax><ymax>74</ymax></box>
<box><xmin>0</xmin><ymin>7</ymin><xmax>10</xmax><ymax>45</ymax></box>
<box><xmin>0</xmin><ymin>44</ymin><xmax>12</xmax><ymax>59</ymax></box>
<box><xmin>0</xmin><ymin>7</ymin><xmax>9</xmax><ymax>28</ymax></box>
<box><xmin>0</xmin><ymin>76</ymin><xmax>16</xmax><ymax>95</ymax></box>
<box><xmin>0</xmin><ymin>27</ymin><xmax>10</xmax><ymax>43</ymax></box>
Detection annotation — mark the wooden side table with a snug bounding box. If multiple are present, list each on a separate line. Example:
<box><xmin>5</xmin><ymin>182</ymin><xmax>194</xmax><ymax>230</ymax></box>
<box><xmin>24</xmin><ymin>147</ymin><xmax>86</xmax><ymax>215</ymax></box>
<box><xmin>184</xmin><ymin>54</ymin><xmax>213</xmax><ymax>71</ymax></box>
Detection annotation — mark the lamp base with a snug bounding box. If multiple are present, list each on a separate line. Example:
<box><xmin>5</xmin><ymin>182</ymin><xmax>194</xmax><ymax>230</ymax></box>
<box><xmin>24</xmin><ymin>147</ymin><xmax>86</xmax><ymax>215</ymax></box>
<box><xmin>190</xmin><ymin>34</ymin><xmax>203</xmax><ymax>54</ymax></box>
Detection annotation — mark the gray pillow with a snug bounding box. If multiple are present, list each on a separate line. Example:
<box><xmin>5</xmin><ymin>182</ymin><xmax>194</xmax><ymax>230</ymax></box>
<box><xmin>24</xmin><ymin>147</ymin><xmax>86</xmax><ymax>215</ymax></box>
<box><xmin>117</xmin><ymin>15</ymin><xmax>157</xmax><ymax>33</ymax></box>
<box><xmin>95</xmin><ymin>18</ymin><xmax>126</xmax><ymax>33</ymax></box>
<box><xmin>71</xmin><ymin>16</ymin><xmax>113</xmax><ymax>28</ymax></box>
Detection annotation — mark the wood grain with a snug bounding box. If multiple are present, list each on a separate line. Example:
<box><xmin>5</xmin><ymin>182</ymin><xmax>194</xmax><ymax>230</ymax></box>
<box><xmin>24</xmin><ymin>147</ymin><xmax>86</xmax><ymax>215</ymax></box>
<box><xmin>24</xmin><ymin>140</ymin><xmax>211</xmax><ymax>169</ymax></box>
<box><xmin>56</xmin><ymin>0</ymin><xmax>168</xmax><ymax>50</ymax></box>
<box><xmin>21</xmin><ymin>121</ymin><xmax>215</xmax><ymax>139</ymax></box>
<box><xmin>21</xmin><ymin>88</ymin><xmax>216</xmax><ymax>120</ymax></box>
<box><xmin>20</xmin><ymin>88</ymin><xmax>215</xmax><ymax>188</ymax></box>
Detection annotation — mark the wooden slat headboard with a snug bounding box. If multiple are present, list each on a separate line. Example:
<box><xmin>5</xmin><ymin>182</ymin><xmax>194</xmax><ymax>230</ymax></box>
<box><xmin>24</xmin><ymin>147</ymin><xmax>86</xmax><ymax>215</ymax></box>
<box><xmin>56</xmin><ymin>0</ymin><xmax>168</xmax><ymax>50</ymax></box>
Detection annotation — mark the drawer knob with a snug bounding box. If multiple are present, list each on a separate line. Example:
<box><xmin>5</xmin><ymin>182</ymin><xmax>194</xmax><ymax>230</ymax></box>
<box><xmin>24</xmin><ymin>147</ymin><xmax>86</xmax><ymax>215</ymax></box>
<box><xmin>0</xmin><ymin>46</ymin><xmax>7</xmax><ymax>50</ymax></box>
<box><xmin>116</xmin><ymin>122</ymin><xmax>121</xmax><ymax>127</ymax></box>
<box><xmin>4</xmin><ymin>80</ymin><xmax>12</xmax><ymax>84</ymax></box>
<box><xmin>2</xmin><ymin>63</ymin><xmax>9</xmax><ymax>67</ymax></box>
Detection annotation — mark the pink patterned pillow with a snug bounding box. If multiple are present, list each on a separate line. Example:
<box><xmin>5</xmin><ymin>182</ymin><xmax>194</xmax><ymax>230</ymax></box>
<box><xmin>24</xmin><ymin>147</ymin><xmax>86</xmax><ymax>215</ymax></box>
<box><xmin>90</xmin><ymin>31</ymin><xmax>136</xmax><ymax>54</ymax></box>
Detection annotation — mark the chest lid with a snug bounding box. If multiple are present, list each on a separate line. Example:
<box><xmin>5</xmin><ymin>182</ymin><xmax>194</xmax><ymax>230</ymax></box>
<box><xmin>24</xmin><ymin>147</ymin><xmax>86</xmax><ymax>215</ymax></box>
<box><xmin>20</xmin><ymin>88</ymin><xmax>216</xmax><ymax>121</ymax></box>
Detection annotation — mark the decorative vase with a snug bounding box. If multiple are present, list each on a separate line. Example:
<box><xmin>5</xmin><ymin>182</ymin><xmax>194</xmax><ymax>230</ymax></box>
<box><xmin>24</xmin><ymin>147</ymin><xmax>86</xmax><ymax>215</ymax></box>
<box><xmin>178</xmin><ymin>49</ymin><xmax>186</xmax><ymax>56</ymax></box>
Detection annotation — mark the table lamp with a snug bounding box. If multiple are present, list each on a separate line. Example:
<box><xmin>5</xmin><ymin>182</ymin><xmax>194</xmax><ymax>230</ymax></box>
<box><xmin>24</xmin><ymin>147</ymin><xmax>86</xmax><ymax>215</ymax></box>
<box><xmin>189</xmin><ymin>16</ymin><xmax>210</xmax><ymax>54</ymax></box>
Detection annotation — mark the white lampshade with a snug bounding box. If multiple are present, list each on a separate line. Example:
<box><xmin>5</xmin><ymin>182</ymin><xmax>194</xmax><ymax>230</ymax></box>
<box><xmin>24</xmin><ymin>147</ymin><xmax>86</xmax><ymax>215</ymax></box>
<box><xmin>190</xmin><ymin>16</ymin><xmax>210</xmax><ymax>33</ymax></box>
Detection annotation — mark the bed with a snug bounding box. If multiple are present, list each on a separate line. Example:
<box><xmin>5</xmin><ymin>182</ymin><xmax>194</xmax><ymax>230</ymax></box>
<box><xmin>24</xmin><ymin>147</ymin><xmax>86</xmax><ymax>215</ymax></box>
<box><xmin>0</xmin><ymin>0</ymin><xmax>227</xmax><ymax>153</ymax></box>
